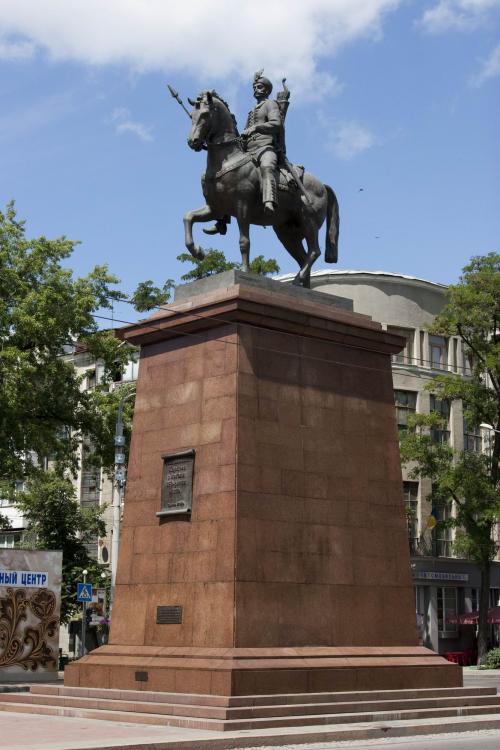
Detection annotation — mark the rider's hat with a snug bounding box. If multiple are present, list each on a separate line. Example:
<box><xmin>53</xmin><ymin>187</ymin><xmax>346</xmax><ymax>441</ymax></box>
<box><xmin>253</xmin><ymin>69</ymin><xmax>273</xmax><ymax>93</ymax></box>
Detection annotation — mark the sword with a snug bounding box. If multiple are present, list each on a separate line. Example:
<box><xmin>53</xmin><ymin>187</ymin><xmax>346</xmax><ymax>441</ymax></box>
<box><xmin>167</xmin><ymin>85</ymin><xmax>192</xmax><ymax>119</ymax></box>
<box><xmin>283</xmin><ymin>156</ymin><xmax>313</xmax><ymax>207</ymax></box>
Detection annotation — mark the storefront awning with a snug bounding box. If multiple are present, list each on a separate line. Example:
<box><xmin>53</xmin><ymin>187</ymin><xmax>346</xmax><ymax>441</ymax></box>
<box><xmin>446</xmin><ymin>606</ymin><xmax>500</xmax><ymax>625</ymax></box>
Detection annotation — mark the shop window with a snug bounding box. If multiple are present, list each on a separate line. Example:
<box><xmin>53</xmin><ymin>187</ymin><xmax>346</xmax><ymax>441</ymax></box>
<box><xmin>437</xmin><ymin>586</ymin><xmax>458</xmax><ymax>636</ymax></box>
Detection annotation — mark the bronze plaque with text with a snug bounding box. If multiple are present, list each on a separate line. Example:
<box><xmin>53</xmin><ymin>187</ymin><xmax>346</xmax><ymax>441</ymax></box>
<box><xmin>158</xmin><ymin>450</ymin><xmax>194</xmax><ymax>516</ymax></box>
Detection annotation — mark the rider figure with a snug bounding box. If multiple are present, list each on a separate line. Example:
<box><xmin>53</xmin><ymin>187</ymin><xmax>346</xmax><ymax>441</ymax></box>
<box><xmin>203</xmin><ymin>71</ymin><xmax>283</xmax><ymax>236</ymax></box>
<box><xmin>241</xmin><ymin>71</ymin><xmax>282</xmax><ymax>217</ymax></box>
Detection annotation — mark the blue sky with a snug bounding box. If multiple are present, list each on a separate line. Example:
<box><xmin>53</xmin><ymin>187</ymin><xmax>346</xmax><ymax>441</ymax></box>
<box><xmin>1</xmin><ymin>0</ymin><xmax>499</xmax><ymax>320</ymax></box>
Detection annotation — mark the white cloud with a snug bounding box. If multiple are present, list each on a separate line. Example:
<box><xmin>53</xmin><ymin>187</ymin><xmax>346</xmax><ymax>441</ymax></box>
<box><xmin>328</xmin><ymin>121</ymin><xmax>377</xmax><ymax>160</ymax></box>
<box><xmin>0</xmin><ymin>0</ymin><xmax>402</xmax><ymax>95</ymax></box>
<box><xmin>472</xmin><ymin>42</ymin><xmax>500</xmax><ymax>84</ymax></box>
<box><xmin>419</xmin><ymin>0</ymin><xmax>500</xmax><ymax>34</ymax></box>
<box><xmin>110</xmin><ymin>107</ymin><xmax>154</xmax><ymax>142</ymax></box>
<box><xmin>0</xmin><ymin>36</ymin><xmax>36</xmax><ymax>60</ymax></box>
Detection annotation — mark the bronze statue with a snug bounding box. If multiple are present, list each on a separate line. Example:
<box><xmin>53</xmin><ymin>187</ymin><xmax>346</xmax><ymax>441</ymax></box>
<box><xmin>241</xmin><ymin>71</ymin><xmax>281</xmax><ymax>216</ymax></box>
<box><xmin>169</xmin><ymin>74</ymin><xmax>339</xmax><ymax>288</ymax></box>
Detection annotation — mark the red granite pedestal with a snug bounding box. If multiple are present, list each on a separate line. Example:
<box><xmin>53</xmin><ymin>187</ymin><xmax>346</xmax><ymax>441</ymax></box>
<box><xmin>65</xmin><ymin>272</ymin><xmax>461</xmax><ymax>695</ymax></box>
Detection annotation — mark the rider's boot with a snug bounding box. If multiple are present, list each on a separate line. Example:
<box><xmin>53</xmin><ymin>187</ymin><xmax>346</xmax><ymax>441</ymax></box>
<box><xmin>261</xmin><ymin>167</ymin><xmax>277</xmax><ymax>217</ymax></box>
<box><xmin>203</xmin><ymin>217</ymin><xmax>230</xmax><ymax>236</ymax></box>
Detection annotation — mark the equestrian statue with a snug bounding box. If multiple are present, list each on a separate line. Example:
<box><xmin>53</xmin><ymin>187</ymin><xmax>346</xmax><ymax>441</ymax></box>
<box><xmin>168</xmin><ymin>71</ymin><xmax>339</xmax><ymax>288</ymax></box>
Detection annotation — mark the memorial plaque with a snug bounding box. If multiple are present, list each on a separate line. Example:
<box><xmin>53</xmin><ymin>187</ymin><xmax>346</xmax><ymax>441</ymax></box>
<box><xmin>156</xmin><ymin>605</ymin><xmax>183</xmax><ymax>624</ymax></box>
<box><xmin>157</xmin><ymin>450</ymin><xmax>194</xmax><ymax>516</ymax></box>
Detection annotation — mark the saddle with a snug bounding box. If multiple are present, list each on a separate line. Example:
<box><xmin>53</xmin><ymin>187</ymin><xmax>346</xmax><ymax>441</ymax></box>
<box><xmin>278</xmin><ymin>164</ymin><xmax>305</xmax><ymax>193</ymax></box>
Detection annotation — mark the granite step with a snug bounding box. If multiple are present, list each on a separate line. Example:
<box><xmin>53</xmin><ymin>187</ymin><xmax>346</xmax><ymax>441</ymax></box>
<box><xmin>1</xmin><ymin>689</ymin><xmax>500</xmax><ymax>722</ymax></box>
<box><xmin>1</xmin><ymin>687</ymin><xmax>500</xmax><ymax>731</ymax></box>
<box><xmin>28</xmin><ymin>683</ymin><xmax>498</xmax><ymax>706</ymax></box>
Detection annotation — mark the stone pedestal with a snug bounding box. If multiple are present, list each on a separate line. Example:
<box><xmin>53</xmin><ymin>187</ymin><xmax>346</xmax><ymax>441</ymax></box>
<box><xmin>65</xmin><ymin>271</ymin><xmax>461</xmax><ymax>694</ymax></box>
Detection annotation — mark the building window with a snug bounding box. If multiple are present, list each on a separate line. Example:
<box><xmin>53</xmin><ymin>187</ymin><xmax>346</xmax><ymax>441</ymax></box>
<box><xmin>490</xmin><ymin>589</ymin><xmax>500</xmax><ymax>607</ymax></box>
<box><xmin>429</xmin><ymin>335</ymin><xmax>448</xmax><ymax>370</ymax></box>
<box><xmin>388</xmin><ymin>327</ymin><xmax>414</xmax><ymax>365</ymax></box>
<box><xmin>463</xmin><ymin>419</ymin><xmax>482</xmax><ymax>452</ymax></box>
<box><xmin>433</xmin><ymin>503</ymin><xmax>453</xmax><ymax>557</ymax></box>
<box><xmin>0</xmin><ymin>532</ymin><xmax>22</xmax><ymax>548</ymax></box>
<box><xmin>403</xmin><ymin>481</ymin><xmax>419</xmax><ymax>554</ymax></box>
<box><xmin>437</xmin><ymin>586</ymin><xmax>458</xmax><ymax>635</ymax></box>
<box><xmin>394</xmin><ymin>390</ymin><xmax>417</xmax><ymax>431</ymax></box>
<box><xmin>0</xmin><ymin>480</ymin><xmax>24</xmax><ymax>507</ymax></box>
<box><xmin>430</xmin><ymin>395</ymin><xmax>450</xmax><ymax>444</ymax></box>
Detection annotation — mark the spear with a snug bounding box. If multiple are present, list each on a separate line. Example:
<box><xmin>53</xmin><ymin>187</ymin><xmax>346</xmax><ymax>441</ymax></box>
<box><xmin>167</xmin><ymin>85</ymin><xmax>192</xmax><ymax>119</ymax></box>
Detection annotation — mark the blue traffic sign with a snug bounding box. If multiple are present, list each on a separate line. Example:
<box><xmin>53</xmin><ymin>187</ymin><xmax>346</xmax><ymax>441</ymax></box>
<box><xmin>77</xmin><ymin>582</ymin><xmax>93</xmax><ymax>602</ymax></box>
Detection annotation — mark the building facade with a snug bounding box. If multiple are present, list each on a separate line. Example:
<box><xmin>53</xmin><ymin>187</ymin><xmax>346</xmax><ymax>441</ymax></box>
<box><xmin>281</xmin><ymin>269</ymin><xmax>500</xmax><ymax>655</ymax></box>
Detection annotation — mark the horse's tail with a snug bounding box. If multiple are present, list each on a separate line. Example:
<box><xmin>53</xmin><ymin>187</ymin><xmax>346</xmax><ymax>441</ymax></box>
<box><xmin>324</xmin><ymin>184</ymin><xmax>339</xmax><ymax>264</ymax></box>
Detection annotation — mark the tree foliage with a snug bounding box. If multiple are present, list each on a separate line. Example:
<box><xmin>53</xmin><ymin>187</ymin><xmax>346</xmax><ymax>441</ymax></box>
<box><xmin>399</xmin><ymin>252</ymin><xmax>500</xmax><ymax>663</ymax></box>
<box><xmin>16</xmin><ymin>472</ymin><xmax>107</xmax><ymax>622</ymax></box>
<box><xmin>0</xmin><ymin>202</ymin><xmax>132</xmax><ymax>483</ymax></box>
<box><xmin>129</xmin><ymin>279</ymin><xmax>175</xmax><ymax>312</ymax></box>
<box><xmin>177</xmin><ymin>249</ymin><xmax>280</xmax><ymax>281</ymax></box>
<box><xmin>0</xmin><ymin>203</ymin><xmax>137</xmax><ymax>620</ymax></box>
<box><xmin>177</xmin><ymin>249</ymin><xmax>237</xmax><ymax>280</ymax></box>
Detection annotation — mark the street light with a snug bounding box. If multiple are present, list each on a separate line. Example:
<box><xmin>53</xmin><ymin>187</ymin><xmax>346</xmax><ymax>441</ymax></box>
<box><xmin>80</xmin><ymin>569</ymin><xmax>88</xmax><ymax>658</ymax></box>
<box><xmin>110</xmin><ymin>389</ymin><xmax>135</xmax><ymax>611</ymax></box>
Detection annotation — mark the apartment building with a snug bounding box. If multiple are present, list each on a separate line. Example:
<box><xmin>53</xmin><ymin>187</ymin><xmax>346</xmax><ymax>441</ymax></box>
<box><xmin>280</xmin><ymin>269</ymin><xmax>500</xmax><ymax>655</ymax></box>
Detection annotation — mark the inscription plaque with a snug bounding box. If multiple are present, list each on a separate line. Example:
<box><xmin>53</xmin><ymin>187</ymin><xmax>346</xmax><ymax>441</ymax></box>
<box><xmin>156</xmin><ymin>605</ymin><xmax>183</xmax><ymax>624</ymax></box>
<box><xmin>157</xmin><ymin>450</ymin><xmax>195</xmax><ymax>516</ymax></box>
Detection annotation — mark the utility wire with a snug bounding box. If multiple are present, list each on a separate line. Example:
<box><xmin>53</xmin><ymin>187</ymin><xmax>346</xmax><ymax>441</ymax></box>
<box><xmin>93</xmin><ymin>311</ymin><xmax>470</xmax><ymax>377</ymax></box>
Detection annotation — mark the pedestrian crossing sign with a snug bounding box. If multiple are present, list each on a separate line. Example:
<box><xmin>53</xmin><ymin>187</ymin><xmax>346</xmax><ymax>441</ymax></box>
<box><xmin>77</xmin><ymin>582</ymin><xmax>93</xmax><ymax>602</ymax></box>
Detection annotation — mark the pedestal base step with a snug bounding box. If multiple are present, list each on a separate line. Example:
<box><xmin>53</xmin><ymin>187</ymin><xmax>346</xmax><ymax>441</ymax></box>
<box><xmin>0</xmin><ymin>685</ymin><xmax>499</xmax><ymax>732</ymax></box>
<box><xmin>63</xmin><ymin>645</ymin><xmax>462</xmax><ymax>695</ymax></box>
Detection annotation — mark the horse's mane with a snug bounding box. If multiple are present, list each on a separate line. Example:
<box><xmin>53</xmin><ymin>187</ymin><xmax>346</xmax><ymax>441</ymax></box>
<box><xmin>201</xmin><ymin>89</ymin><xmax>239</xmax><ymax>136</ymax></box>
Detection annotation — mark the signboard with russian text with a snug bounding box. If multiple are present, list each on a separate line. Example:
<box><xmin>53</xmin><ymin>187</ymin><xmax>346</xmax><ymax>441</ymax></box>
<box><xmin>0</xmin><ymin>549</ymin><xmax>62</xmax><ymax>682</ymax></box>
<box><xmin>413</xmin><ymin>571</ymin><xmax>469</xmax><ymax>582</ymax></box>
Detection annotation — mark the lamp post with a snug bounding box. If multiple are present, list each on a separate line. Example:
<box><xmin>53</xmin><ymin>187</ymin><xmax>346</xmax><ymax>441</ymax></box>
<box><xmin>80</xmin><ymin>568</ymin><xmax>88</xmax><ymax>658</ymax></box>
<box><xmin>110</xmin><ymin>389</ymin><xmax>135</xmax><ymax>612</ymax></box>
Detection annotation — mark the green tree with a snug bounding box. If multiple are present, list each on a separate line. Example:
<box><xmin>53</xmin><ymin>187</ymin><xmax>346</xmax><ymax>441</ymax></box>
<box><xmin>16</xmin><ymin>472</ymin><xmax>106</xmax><ymax>622</ymax></box>
<box><xmin>0</xmin><ymin>202</ymin><xmax>132</xmax><ymax>484</ymax></box>
<box><xmin>247</xmin><ymin>254</ymin><xmax>280</xmax><ymax>276</ymax></box>
<box><xmin>177</xmin><ymin>249</ymin><xmax>280</xmax><ymax>281</ymax></box>
<box><xmin>177</xmin><ymin>249</ymin><xmax>237</xmax><ymax>280</ymax></box>
<box><xmin>400</xmin><ymin>252</ymin><xmax>500</xmax><ymax>664</ymax></box>
<box><xmin>0</xmin><ymin>202</ymin><xmax>137</xmax><ymax>619</ymax></box>
<box><xmin>129</xmin><ymin>279</ymin><xmax>174</xmax><ymax>312</ymax></box>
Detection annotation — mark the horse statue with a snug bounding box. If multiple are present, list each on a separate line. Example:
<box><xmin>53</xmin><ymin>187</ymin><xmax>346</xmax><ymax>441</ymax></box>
<box><xmin>183</xmin><ymin>89</ymin><xmax>339</xmax><ymax>288</ymax></box>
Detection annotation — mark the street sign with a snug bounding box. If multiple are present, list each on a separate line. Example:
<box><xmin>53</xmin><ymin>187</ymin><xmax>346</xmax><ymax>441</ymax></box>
<box><xmin>77</xmin><ymin>582</ymin><xmax>93</xmax><ymax>602</ymax></box>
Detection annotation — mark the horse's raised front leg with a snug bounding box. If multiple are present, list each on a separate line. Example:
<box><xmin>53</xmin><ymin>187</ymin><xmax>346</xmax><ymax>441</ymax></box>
<box><xmin>183</xmin><ymin>204</ymin><xmax>217</xmax><ymax>260</ymax></box>
<box><xmin>236</xmin><ymin>217</ymin><xmax>250</xmax><ymax>272</ymax></box>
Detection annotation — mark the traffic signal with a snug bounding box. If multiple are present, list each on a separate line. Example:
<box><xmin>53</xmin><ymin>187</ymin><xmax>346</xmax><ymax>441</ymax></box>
<box><xmin>85</xmin><ymin>607</ymin><xmax>92</xmax><ymax>626</ymax></box>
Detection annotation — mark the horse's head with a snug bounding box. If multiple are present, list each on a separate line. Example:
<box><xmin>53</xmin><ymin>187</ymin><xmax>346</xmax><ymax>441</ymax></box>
<box><xmin>187</xmin><ymin>90</ymin><xmax>237</xmax><ymax>151</ymax></box>
<box><xmin>187</xmin><ymin>91</ymin><xmax>213</xmax><ymax>151</ymax></box>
